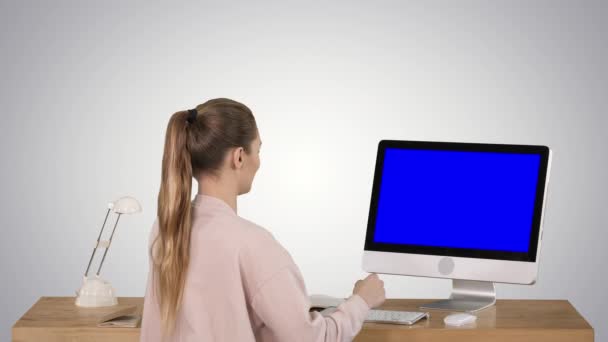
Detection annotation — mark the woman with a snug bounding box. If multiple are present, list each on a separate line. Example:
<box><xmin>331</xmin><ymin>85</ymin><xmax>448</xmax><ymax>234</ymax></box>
<box><xmin>140</xmin><ymin>98</ymin><xmax>386</xmax><ymax>342</ymax></box>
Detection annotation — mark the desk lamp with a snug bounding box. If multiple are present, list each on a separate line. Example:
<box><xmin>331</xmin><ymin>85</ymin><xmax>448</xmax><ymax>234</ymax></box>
<box><xmin>75</xmin><ymin>196</ymin><xmax>142</xmax><ymax>307</ymax></box>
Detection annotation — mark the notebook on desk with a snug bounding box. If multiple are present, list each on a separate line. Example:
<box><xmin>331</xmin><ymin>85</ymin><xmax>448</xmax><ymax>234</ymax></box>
<box><xmin>96</xmin><ymin>305</ymin><xmax>141</xmax><ymax>328</ymax></box>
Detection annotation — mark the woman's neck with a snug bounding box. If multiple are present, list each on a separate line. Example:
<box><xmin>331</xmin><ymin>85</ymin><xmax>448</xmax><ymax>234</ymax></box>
<box><xmin>196</xmin><ymin>176</ymin><xmax>237</xmax><ymax>213</ymax></box>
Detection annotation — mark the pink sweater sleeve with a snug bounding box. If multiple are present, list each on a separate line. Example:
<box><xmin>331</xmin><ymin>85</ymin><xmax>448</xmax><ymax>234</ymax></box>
<box><xmin>140</xmin><ymin>221</ymin><xmax>163</xmax><ymax>342</ymax></box>
<box><xmin>140</xmin><ymin>260</ymin><xmax>163</xmax><ymax>341</ymax></box>
<box><xmin>250</xmin><ymin>264</ymin><xmax>370</xmax><ymax>342</ymax></box>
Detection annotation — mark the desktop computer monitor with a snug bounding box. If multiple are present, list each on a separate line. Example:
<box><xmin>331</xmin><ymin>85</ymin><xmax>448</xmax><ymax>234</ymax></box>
<box><xmin>362</xmin><ymin>140</ymin><xmax>552</xmax><ymax>312</ymax></box>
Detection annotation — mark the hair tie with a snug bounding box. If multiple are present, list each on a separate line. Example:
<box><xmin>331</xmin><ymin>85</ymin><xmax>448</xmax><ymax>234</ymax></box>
<box><xmin>187</xmin><ymin>109</ymin><xmax>197</xmax><ymax>124</ymax></box>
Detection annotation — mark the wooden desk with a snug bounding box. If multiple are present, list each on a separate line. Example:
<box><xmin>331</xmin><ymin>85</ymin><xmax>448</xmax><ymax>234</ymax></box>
<box><xmin>355</xmin><ymin>299</ymin><xmax>594</xmax><ymax>342</ymax></box>
<box><xmin>13</xmin><ymin>297</ymin><xmax>594</xmax><ymax>342</ymax></box>
<box><xmin>12</xmin><ymin>297</ymin><xmax>144</xmax><ymax>342</ymax></box>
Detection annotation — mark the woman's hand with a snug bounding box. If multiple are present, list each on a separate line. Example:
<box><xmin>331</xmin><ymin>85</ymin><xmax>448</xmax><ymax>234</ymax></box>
<box><xmin>353</xmin><ymin>273</ymin><xmax>386</xmax><ymax>309</ymax></box>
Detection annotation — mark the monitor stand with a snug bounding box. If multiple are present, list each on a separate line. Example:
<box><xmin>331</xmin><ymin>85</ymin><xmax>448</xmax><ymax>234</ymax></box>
<box><xmin>419</xmin><ymin>279</ymin><xmax>496</xmax><ymax>312</ymax></box>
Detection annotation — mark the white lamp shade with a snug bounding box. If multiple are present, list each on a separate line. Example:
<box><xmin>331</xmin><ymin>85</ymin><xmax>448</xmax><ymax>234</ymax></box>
<box><xmin>111</xmin><ymin>196</ymin><xmax>142</xmax><ymax>214</ymax></box>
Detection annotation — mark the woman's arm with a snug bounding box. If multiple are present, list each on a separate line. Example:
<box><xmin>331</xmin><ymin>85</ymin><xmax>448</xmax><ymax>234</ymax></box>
<box><xmin>140</xmin><ymin>222</ymin><xmax>163</xmax><ymax>342</ymax></box>
<box><xmin>140</xmin><ymin>262</ymin><xmax>163</xmax><ymax>341</ymax></box>
<box><xmin>250</xmin><ymin>264</ymin><xmax>370</xmax><ymax>342</ymax></box>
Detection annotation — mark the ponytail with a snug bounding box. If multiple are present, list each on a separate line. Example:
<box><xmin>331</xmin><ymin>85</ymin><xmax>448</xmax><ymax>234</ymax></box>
<box><xmin>152</xmin><ymin>110</ymin><xmax>195</xmax><ymax>339</ymax></box>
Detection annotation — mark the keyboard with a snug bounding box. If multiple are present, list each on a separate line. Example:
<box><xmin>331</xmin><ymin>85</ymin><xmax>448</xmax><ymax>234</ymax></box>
<box><xmin>365</xmin><ymin>309</ymin><xmax>429</xmax><ymax>325</ymax></box>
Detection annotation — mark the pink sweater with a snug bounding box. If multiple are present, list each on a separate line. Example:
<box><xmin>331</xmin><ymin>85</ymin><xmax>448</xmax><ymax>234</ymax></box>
<box><xmin>140</xmin><ymin>194</ymin><xmax>370</xmax><ymax>342</ymax></box>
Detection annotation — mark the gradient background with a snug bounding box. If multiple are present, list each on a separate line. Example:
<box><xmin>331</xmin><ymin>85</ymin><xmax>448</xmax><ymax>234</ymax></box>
<box><xmin>1</xmin><ymin>1</ymin><xmax>606</xmax><ymax>340</ymax></box>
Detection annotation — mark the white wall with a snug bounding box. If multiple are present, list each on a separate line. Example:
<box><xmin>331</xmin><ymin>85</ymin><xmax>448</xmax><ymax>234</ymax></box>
<box><xmin>1</xmin><ymin>1</ymin><xmax>606</xmax><ymax>340</ymax></box>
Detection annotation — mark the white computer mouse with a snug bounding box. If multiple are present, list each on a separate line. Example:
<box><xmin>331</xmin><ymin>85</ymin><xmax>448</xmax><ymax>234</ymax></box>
<box><xmin>443</xmin><ymin>313</ymin><xmax>477</xmax><ymax>326</ymax></box>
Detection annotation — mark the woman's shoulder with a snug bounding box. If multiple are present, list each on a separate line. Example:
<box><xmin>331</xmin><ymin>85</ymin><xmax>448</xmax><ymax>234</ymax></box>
<box><xmin>232</xmin><ymin>215</ymin><xmax>272</xmax><ymax>235</ymax></box>
<box><xmin>149</xmin><ymin>214</ymin><xmax>288</xmax><ymax>259</ymax></box>
<box><xmin>232</xmin><ymin>217</ymin><xmax>296</xmax><ymax>292</ymax></box>
<box><xmin>229</xmin><ymin>216</ymin><xmax>285</xmax><ymax>251</ymax></box>
<box><xmin>231</xmin><ymin>215</ymin><xmax>291</xmax><ymax>257</ymax></box>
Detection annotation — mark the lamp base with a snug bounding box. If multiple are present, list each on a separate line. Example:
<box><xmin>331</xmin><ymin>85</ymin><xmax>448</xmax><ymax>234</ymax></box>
<box><xmin>75</xmin><ymin>275</ymin><xmax>118</xmax><ymax>307</ymax></box>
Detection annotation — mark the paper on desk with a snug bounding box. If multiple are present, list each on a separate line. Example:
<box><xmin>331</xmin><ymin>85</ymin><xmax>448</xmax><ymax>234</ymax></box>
<box><xmin>96</xmin><ymin>305</ymin><xmax>141</xmax><ymax>328</ymax></box>
<box><xmin>97</xmin><ymin>314</ymin><xmax>141</xmax><ymax>328</ymax></box>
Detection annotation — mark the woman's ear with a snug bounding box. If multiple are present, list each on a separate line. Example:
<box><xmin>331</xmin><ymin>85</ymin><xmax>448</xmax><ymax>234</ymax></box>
<box><xmin>232</xmin><ymin>147</ymin><xmax>244</xmax><ymax>169</ymax></box>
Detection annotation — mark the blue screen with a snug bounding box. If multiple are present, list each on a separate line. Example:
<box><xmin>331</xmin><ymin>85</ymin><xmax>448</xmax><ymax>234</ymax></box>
<box><xmin>373</xmin><ymin>148</ymin><xmax>541</xmax><ymax>253</ymax></box>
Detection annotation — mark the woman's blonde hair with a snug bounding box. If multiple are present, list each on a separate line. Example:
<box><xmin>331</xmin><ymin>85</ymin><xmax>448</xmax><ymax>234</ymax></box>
<box><xmin>150</xmin><ymin>98</ymin><xmax>258</xmax><ymax>339</ymax></box>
